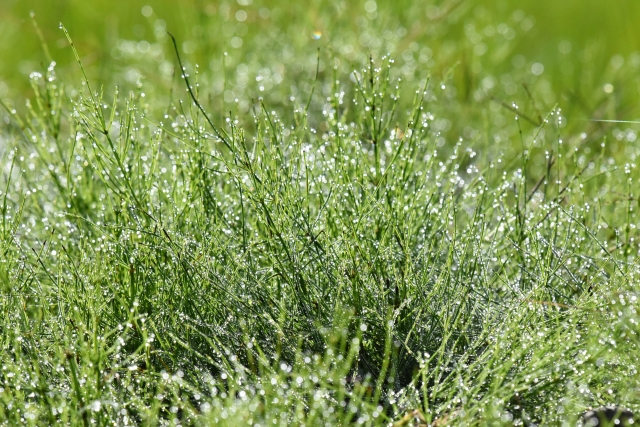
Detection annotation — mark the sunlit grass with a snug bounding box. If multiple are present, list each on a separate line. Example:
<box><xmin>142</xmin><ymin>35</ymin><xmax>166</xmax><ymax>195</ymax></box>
<box><xmin>1</xmin><ymin>2</ymin><xmax>640</xmax><ymax>426</ymax></box>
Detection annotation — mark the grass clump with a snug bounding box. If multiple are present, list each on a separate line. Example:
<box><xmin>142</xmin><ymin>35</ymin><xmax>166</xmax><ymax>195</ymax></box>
<box><xmin>1</xmin><ymin>3</ymin><xmax>640</xmax><ymax>426</ymax></box>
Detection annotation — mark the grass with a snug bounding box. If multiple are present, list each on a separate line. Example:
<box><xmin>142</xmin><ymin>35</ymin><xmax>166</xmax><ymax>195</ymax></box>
<box><xmin>1</xmin><ymin>1</ymin><xmax>640</xmax><ymax>425</ymax></box>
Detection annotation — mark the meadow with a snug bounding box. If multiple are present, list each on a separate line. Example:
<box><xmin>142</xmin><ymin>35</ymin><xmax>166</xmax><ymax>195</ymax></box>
<box><xmin>1</xmin><ymin>0</ymin><xmax>640</xmax><ymax>425</ymax></box>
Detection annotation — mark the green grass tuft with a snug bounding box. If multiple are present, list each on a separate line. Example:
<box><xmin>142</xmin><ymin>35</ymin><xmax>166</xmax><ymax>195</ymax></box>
<box><xmin>1</xmin><ymin>2</ymin><xmax>640</xmax><ymax>426</ymax></box>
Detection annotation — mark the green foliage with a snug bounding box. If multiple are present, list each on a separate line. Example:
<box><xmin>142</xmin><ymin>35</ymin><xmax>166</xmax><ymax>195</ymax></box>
<box><xmin>1</xmin><ymin>1</ymin><xmax>640</xmax><ymax>426</ymax></box>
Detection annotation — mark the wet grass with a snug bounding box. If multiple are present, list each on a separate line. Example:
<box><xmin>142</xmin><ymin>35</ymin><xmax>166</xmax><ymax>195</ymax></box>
<box><xmin>1</xmin><ymin>1</ymin><xmax>640</xmax><ymax>426</ymax></box>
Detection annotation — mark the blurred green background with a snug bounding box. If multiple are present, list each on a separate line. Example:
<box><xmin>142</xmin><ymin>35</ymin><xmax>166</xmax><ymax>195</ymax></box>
<box><xmin>1</xmin><ymin>0</ymin><xmax>639</xmax><ymax>119</ymax></box>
